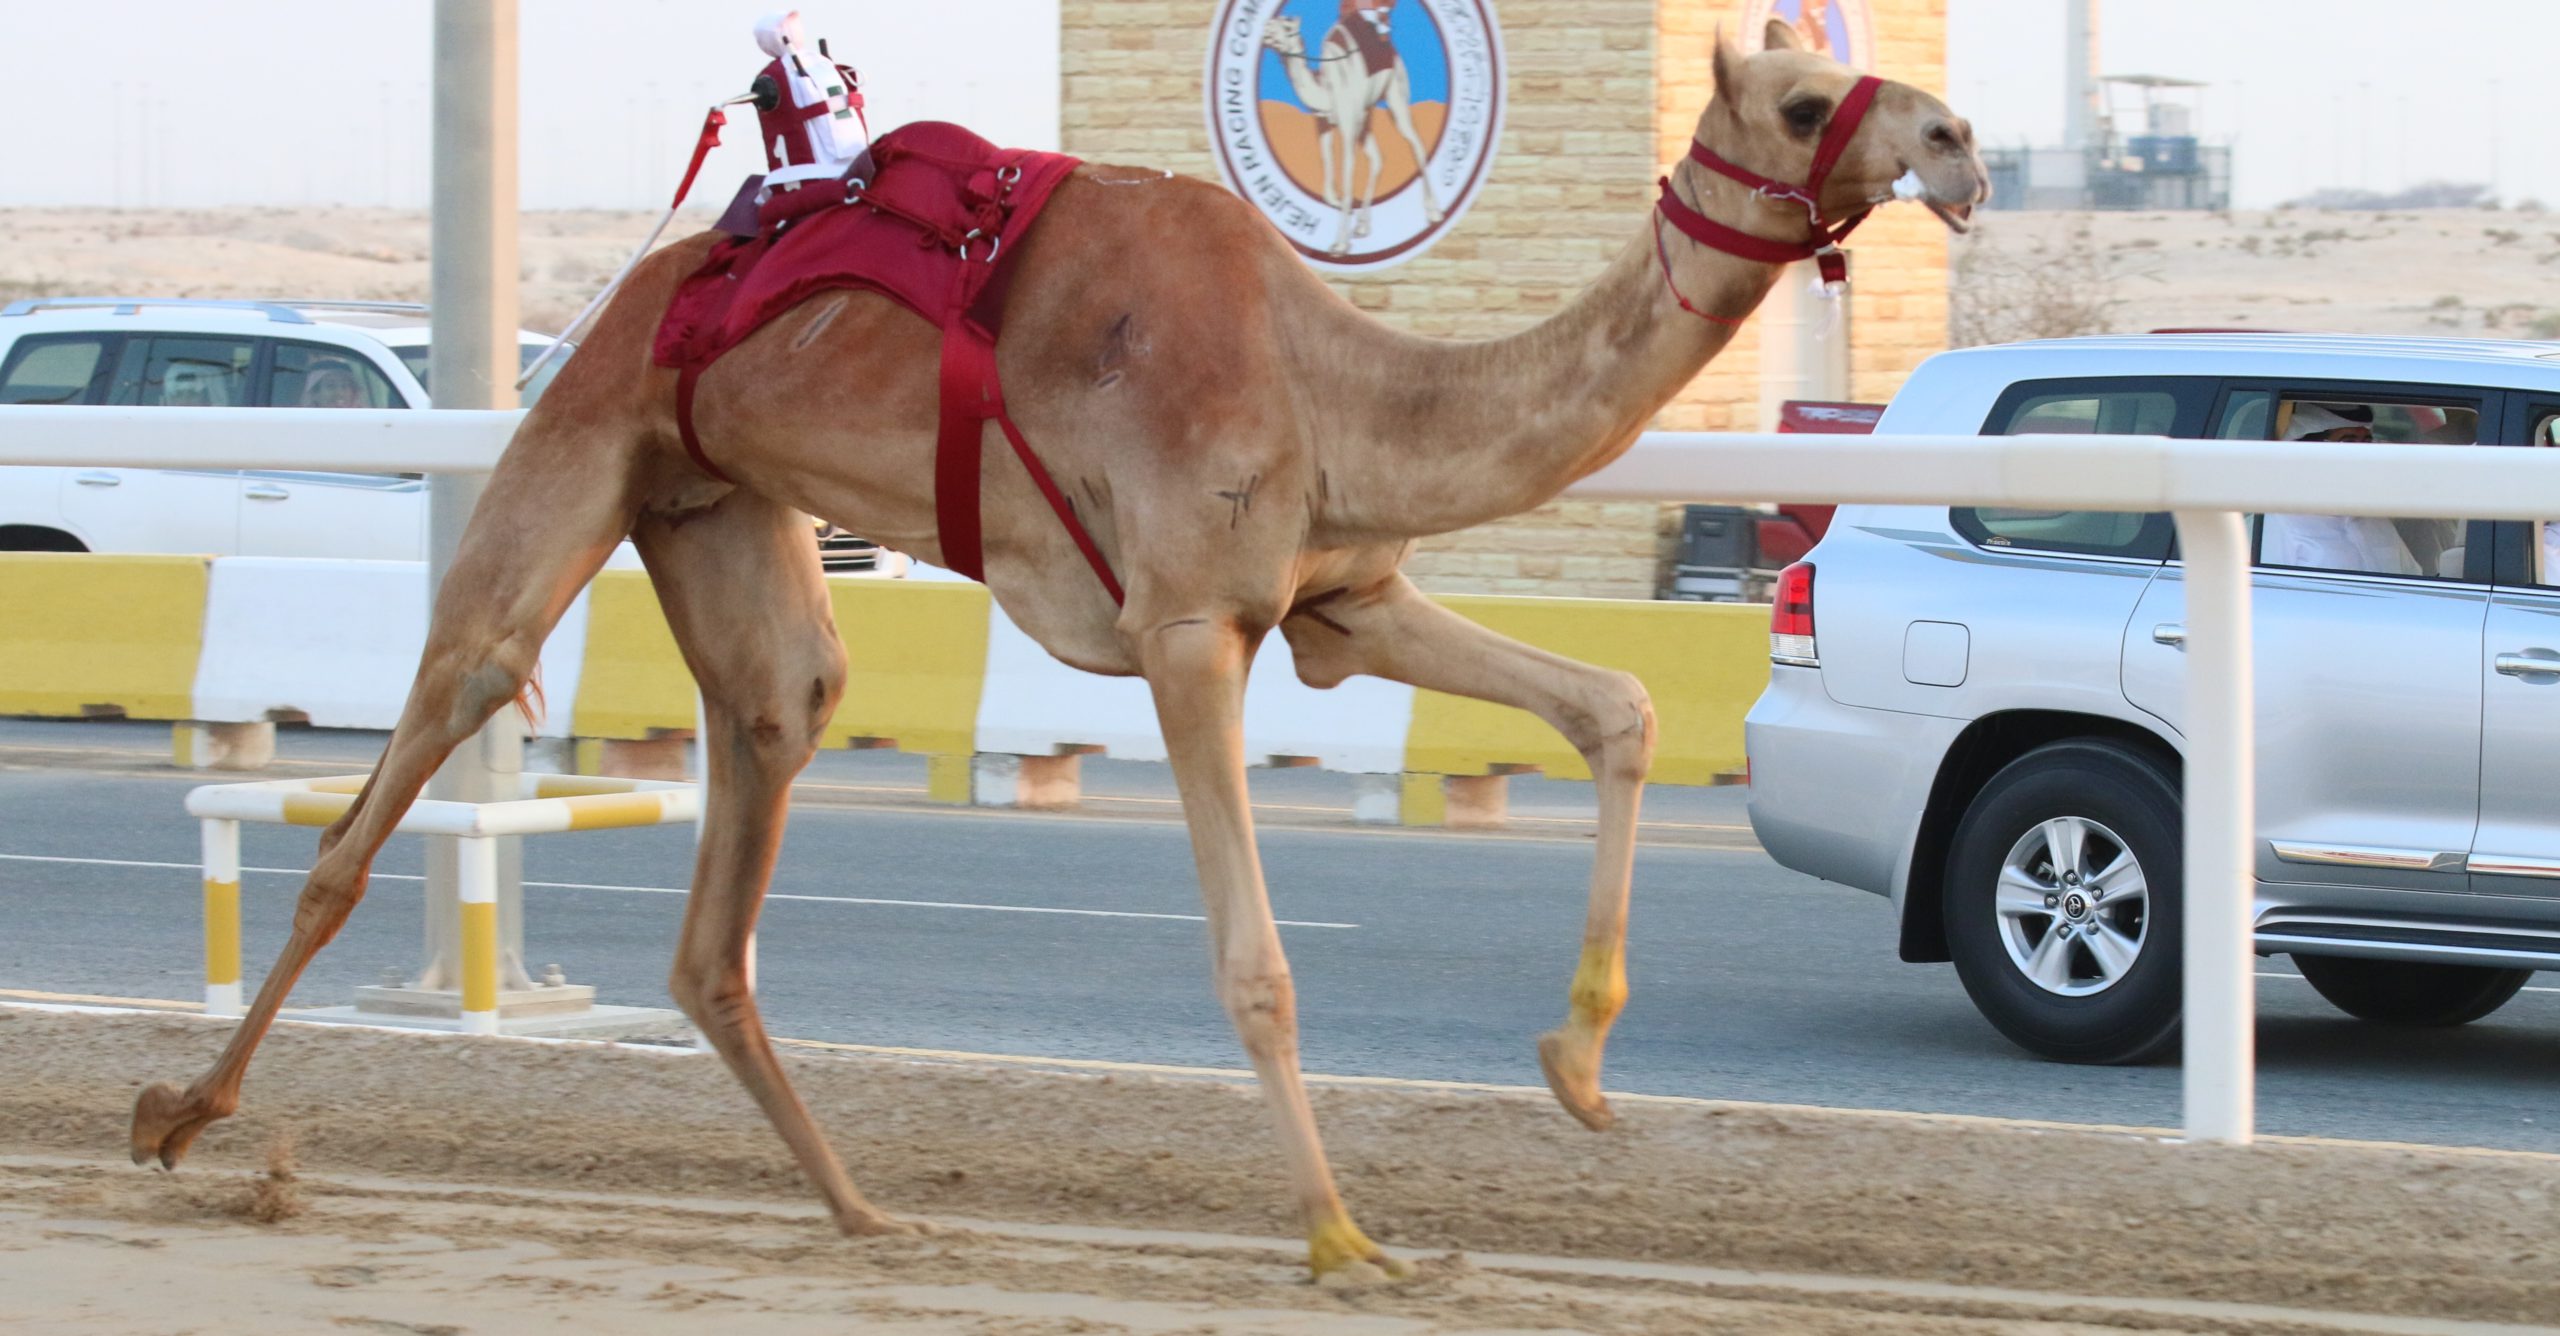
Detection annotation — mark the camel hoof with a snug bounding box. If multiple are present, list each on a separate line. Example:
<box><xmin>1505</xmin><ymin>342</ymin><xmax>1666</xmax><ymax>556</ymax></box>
<box><xmin>1315</xmin><ymin>1253</ymin><xmax>1413</xmax><ymax>1289</ymax></box>
<box><xmin>836</xmin><ymin>1209</ymin><xmax>931</xmax><ymax>1239</ymax></box>
<box><xmin>130</xmin><ymin>1081</ymin><xmax>223</xmax><ymax>1169</ymax></box>
<box><xmin>1536</xmin><ymin>1031</ymin><xmax>1616</xmax><ymax>1133</ymax></box>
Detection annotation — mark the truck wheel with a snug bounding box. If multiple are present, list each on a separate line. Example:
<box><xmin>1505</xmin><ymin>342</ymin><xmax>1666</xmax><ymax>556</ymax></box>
<box><xmin>1944</xmin><ymin>740</ymin><xmax>2183</xmax><ymax>1064</ymax></box>
<box><xmin>2292</xmin><ymin>955</ymin><xmax>2530</xmax><ymax>1027</ymax></box>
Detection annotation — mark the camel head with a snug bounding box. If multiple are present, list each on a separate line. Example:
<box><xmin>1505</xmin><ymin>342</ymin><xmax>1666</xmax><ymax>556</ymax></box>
<box><xmin>1691</xmin><ymin>19</ymin><xmax>1987</xmax><ymax>234</ymax></box>
<box><xmin>1263</xmin><ymin>15</ymin><xmax>1307</xmax><ymax>58</ymax></box>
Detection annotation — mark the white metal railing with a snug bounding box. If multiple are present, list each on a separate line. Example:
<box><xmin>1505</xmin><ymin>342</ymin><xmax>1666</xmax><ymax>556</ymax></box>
<box><xmin>13</xmin><ymin>407</ymin><xmax>2560</xmax><ymax>1144</ymax></box>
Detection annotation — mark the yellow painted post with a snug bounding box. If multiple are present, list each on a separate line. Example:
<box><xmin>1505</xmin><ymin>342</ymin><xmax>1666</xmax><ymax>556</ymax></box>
<box><xmin>458</xmin><ymin>837</ymin><xmax>501</xmax><ymax>1034</ymax></box>
<box><xmin>201</xmin><ymin>819</ymin><xmax>242</xmax><ymax>1018</ymax></box>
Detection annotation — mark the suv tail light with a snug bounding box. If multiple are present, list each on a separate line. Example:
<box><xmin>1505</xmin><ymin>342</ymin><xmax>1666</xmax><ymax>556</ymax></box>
<box><xmin>1770</xmin><ymin>562</ymin><xmax>1818</xmax><ymax>666</ymax></box>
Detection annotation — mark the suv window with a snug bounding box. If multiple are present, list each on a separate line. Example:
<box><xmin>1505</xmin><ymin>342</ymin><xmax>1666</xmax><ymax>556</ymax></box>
<box><xmin>0</xmin><ymin>334</ymin><xmax>114</xmax><ymax>404</ymax></box>
<box><xmin>109</xmin><ymin>335</ymin><xmax>256</xmax><ymax>407</ymax></box>
<box><xmin>2221</xmin><ymin>387</ymin><xmax>2486</xmax><ymax>582</ymax></box>
<box><xmin>1954</xmin><ymin>379</ymin><xmax>2202</xmax><ymax>560</ymax></box>
<box><xmin>269</xmin><ymin>341</ymin><xmax>399</xmax><ymax>409</ymax></box>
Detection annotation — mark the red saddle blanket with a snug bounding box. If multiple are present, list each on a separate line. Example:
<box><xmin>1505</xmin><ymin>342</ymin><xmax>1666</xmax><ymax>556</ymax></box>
<box><xmin>652</xmin><ymin>121</ymin><xmax>1120</xmax><ymax>603</ymax></box>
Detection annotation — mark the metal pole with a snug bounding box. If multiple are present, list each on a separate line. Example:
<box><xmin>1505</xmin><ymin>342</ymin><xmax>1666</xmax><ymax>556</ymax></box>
<box><xmin>420</xmin><ymin>0</ymin><xmax>530</xmax><ymax>1006</ymax></box>
<box><xmin>2175</xmin><ymin>510</ymin><xmax>2255</xmax><ymax>1144</ymax></box>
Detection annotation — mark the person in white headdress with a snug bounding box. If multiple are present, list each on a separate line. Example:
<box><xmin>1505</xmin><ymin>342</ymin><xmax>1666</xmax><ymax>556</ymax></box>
<box><xmin>2260</xmin><ymin>403</ymin><xmax>2424</xmax><ymax>576</ymax></box>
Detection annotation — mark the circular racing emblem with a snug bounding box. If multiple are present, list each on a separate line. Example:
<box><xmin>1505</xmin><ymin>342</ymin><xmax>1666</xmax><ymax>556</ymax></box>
<box><xmin>1207</xmin><ymin>0</ymin><xmax>1506</xmax><ymax>272</ymax></box>
<box><xmin>1739</xmin><ymin>0</ymin><xmax>1876</xmax><ymax>69</ymax></box>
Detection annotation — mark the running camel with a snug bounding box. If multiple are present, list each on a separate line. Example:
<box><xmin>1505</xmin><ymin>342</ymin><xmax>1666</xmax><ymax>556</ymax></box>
<box><xmin>130</xmin><ymin>22</ymin><xmax>1987</xmax><ymax>1282</ymax></box>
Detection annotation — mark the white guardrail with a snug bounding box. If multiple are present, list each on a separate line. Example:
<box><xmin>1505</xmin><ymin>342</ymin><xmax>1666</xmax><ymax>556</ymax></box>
<box><xmin>13</xmin><ymin>406</ymin><xmax>2560</xmax><ymax>1146</ymax></box>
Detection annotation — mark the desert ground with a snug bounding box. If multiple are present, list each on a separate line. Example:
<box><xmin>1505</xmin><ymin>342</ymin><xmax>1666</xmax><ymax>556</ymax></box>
<box><xmin>8</xmin><ymin>205</ymin><xmax>2560</xmax><ymax>344</ymax></box>
<box><xmin>6</xmin><ymin>1005</ymin><xmax>2560</xmax><ymax>1333</ymax></box>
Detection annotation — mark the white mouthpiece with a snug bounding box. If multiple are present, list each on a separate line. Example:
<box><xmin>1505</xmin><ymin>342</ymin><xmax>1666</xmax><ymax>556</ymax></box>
<box><xmin>1891</xmin><ymin>169</ymin><xmax>1929</xmax><ymax>202</ymax></box>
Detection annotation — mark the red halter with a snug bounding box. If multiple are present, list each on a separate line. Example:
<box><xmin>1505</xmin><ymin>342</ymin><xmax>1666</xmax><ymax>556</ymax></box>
<box><xmin>1654</xmin><ymin>75</ymin><xmax>1885</xmax><ymax>325</ymax></box>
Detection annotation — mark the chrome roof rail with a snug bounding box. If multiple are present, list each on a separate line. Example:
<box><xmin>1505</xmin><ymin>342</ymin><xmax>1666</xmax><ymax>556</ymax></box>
<box><xmin>0</xmin><ymin>296</ymin><xmax>314</xmax><ymax>324</ymax></box>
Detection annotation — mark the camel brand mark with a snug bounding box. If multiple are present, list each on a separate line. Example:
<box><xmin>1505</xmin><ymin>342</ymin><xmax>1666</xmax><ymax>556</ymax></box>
<box><xmin>1206</xmin><ymin>0</ymin><xmax>1505</xmax><ymax>272</ymax></box>
<box><xmin>1739</xmin><ymin>0</ymin><xmax>1876</xmax><ymax>70</ymax></box>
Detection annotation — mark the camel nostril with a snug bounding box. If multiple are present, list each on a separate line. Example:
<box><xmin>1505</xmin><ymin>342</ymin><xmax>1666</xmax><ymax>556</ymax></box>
<box><xmin>1925</xmin><ymin>122</ymin><xmax>1960</xmax><ymax>153</ymax></box>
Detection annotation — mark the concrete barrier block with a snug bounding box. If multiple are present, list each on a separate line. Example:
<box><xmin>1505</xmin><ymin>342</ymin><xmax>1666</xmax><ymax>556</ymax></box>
<box><xmin>173</xmin><ymin>720</ymin><xmax>276</xmax><ymax>772</ymax></box>
<box><xmin>1443</xmin><ymin>774</ymin><xmax>1509</xmax><ymax>830</ymax></box>
<box><xmin>0</xmin><ymin>554</ymin><xmax>208</xmax><ymax>721</ymax></box>
<box><xmin>598</xmin><ymin>735</ymin><xmax>692</xmax><ymax>782</ymax></box>
<box><xmin>972</xmin><ymin>753</ymin><xmax>1082</xmax><ymax>809</ymax></box>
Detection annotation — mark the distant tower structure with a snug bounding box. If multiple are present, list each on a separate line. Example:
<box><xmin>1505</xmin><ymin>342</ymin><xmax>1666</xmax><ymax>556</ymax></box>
<box><xmin>2064</xmin><ymin>0</ymin><xmax>2100</xmax><ymax>153</ymax></box>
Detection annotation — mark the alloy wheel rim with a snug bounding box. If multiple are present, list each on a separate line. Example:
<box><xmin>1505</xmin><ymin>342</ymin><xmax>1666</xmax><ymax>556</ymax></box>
<box><xmin>1994</xmin><ymin>815</ymin><xmax>2148</xmax><ymax>997</ymax></box>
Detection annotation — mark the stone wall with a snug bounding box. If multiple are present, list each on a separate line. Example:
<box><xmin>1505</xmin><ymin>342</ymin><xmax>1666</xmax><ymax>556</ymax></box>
<box><xmin>1060</xmin><ymin>0</ymin><xmax>1947</xmax><ymax>599</ymax></box>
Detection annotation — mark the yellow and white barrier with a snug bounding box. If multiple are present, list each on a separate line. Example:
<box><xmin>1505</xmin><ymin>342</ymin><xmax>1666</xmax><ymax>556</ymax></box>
<box><xmin>0</xmin><ymin>554</ymin><xmax>1770</xmax><ymax>823</ymax></box>
<box><xmin>183</xmin><ymin>772</ymin><xmax>697</xmax><ymax>1030</ymax></box>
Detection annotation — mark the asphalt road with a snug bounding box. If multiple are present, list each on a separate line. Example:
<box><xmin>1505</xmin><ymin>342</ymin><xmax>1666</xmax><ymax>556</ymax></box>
<box><xmin>3</xmin><ymin>718</ymin><xmax>2557</xmax><ymax>1152</ymax></box>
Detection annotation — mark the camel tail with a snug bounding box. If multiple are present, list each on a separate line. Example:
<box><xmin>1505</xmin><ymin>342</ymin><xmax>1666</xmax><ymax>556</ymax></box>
<box><xmin>514</xmin><ymin>665</ymin><xmax>547</xmax><ymax>732</ymax></box>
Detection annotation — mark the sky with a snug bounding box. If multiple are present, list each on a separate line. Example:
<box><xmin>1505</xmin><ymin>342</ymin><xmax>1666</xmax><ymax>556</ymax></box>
<box><xmin>0</xmin><ymin>1</ymin><xmax>2549</xmax><ymax>213</ymax></box>
<box><xmin>1947</xmin><ymin>0</ymin><xmax>2560</xmax><ymax>209</ymax></box>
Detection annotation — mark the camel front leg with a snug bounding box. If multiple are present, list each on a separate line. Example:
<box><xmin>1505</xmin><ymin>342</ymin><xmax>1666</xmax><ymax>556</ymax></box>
<box><xmin>132</xmin><ymin>432</ymin><xmax>636</xmax><ymax>1169</ymax></box>
<box><xmin>1382</xmin><ymin>66</ymin><xmax>1444</xmax><ymax>223</ymax></box>
<box><xmin>1356</xmin><ymin>133</ymin><xmax>1384</xmax><ymax>238</ymax></box>
<box><xmin>1144</xmin><ymin>615</ymin><xmax>1404</xmax><ymax>1281</ymax></box>
<box><xmin>633</xmin><ymin>489</ymin><xmax>912</xmax><ymax>1236</ymax></box>
<box><xmin>1327</xmin><ymin>119</ymin><xmax>1360</xmax><ymax>254</ymax></box>
<box><xmin>1283</xmin><ymin>576</ymin><xmax>1654</xmax><ymax>1131</ymax></box>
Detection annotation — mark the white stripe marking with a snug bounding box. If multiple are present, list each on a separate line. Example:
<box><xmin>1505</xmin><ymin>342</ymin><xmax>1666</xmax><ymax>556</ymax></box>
<box><xmin>0</xmin><ymin>852</ymin><xmax>1356</xmax><ymax>929</ymax></box>
<box><xmin>2259</xmin><ymin>969</ymin><xmax>2560</xmax><ymax>995</ymax></box>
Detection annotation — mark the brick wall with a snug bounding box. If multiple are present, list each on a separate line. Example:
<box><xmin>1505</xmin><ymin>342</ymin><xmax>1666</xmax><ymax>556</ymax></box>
<box><xmin>1061</xmin><ymin>0</ymin><xmax>1947</xmax><ymax>598</ymax></box>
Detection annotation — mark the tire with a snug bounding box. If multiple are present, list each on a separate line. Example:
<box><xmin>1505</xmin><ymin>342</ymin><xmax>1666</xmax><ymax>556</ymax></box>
<box><xmin>1943</xmin><ymin>739</ymin><xmax>2183</xmax><ymax>1064</ymax></box>
<box><xmin>2292</xmin><ymin>955</ymin><xmax>2531</xmax><ymax>1027</ymax></box>
<box><xmin>0</xmin><ymin>526</ymin><xmax>85</xmax><ymax>553</ymax></box>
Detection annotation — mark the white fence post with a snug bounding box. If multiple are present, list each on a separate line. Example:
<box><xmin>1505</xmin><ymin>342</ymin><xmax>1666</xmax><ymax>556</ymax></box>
<box><xmin>2175</xmin><ymin>509</ymin><xmax>2257</xmax><ymax>1145</ymax></box>
<box><xmin>200</xmin><ymin>818</ymin><xmax>243</xmax><ymax>1018</ymax></box>
<box><xmin>457</xmin><ymin>835</ymin><xmax>502</xmax><ymax>1036</ymax></box>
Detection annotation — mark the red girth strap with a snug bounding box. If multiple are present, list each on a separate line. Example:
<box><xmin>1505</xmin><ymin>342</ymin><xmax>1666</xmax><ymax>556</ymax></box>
<box><xmin>936</xmin><ymin>300</ymin><xmax>1125</xmax><ymax>606</ymax></box>
<box><xmin>1657</xmin><ymin>74</ymin><xmax>1885</xmax><ymax>318</ymax></box>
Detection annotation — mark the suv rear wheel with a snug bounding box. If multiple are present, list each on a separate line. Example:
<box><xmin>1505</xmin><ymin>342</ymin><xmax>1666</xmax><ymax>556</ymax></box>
<box><xmin>2292</xmin><ymin>955</ymin><xmax>2531</xmax><ymax>1027</ymax></box>
<box><xmin>1944</xmin><ymin>740</ymin><xmax>2183</xmax><ymax>1064</ymax></box>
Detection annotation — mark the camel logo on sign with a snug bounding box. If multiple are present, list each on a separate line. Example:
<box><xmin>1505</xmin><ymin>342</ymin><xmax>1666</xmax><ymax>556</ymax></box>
<box><xmin>1208</xmin><ymin>0</ymin><xmax>1506</xmax><ymax>272</ymax></box>
<box><xmin>1739</xmin><ymin>0</ymin><xmax>1876</xmax><ymax>68</ymax></box>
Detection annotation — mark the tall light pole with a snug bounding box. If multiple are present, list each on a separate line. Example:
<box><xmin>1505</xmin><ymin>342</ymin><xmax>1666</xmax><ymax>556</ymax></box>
<box><xmin>410</xmin><ymin>0</ymin><xmax>530</xmax><ymax>1010</ymax></box>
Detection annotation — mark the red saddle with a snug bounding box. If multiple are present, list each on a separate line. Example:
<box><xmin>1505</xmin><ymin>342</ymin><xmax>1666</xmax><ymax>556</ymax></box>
<box><xmin>653</xmin><ymin>121</ymin><xmax>1121</xmax><ymax>603</ymax></box>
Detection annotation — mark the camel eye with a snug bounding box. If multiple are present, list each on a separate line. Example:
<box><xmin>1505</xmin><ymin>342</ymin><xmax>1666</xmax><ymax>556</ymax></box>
<box><xmin>1783</xmin><ymin>97</ymin><xmax>1831</xmax><ymax>138</ymax></box>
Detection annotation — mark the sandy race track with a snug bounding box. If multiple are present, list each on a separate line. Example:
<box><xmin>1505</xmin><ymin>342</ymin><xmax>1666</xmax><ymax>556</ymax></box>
<box><xmin>6</xmin><ymin>1007</ymin><xmax>2560</xmax><ymax>1334</ymax></box>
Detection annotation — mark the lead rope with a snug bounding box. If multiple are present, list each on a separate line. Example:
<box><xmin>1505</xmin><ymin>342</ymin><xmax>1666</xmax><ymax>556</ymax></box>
<box><xmin>517</xmin><ymin>96</ymin><xmax>757</xmax><ymax>391</ymax></box>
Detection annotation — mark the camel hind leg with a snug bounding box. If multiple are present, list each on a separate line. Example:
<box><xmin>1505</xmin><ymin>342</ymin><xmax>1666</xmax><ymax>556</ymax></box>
<box><xmin>630</xmin><ymin>487</ymin><xmax>911</xmax><ymax>1236</ymax></box>
<box><xmin>1282</xmin><ymin>575</ymin><xmax>1654</xmax><ymax>1131</ymax></box>
<box><xmin>130</xmin><ymin>418</ymin><xmax>642</xmax><ymax>1169</ymax></box>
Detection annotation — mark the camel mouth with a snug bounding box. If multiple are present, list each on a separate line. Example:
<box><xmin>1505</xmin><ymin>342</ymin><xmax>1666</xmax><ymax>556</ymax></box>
<box><xmin>1926</xmin><ymin>198</ymin><xmax>1975</xmax><ymax>235</ymax></box>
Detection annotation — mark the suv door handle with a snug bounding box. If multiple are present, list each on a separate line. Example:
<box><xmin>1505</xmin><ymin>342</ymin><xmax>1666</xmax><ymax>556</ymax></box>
<box><xmin>2152</xmin><ymin>623</ymin><xmax>2186</xmax><ymax>647</ymax></box>
<box><xmin>244</xmin><ymin>483</ymin><xmax>291</xmax><ymax>501</ymax></box>
<box><xmin>72</xmin><ymin>471</ymin><xmax>121</xmax><ymax>488</ymax></box>
<box><xmin>2496</xmin><ymin>651</ymin><xmax>2560</xmax><ymax>679</ymax></box>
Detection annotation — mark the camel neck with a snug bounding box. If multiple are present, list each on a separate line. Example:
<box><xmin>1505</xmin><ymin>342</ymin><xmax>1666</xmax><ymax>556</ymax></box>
<box><xmin>1309</xmin><ymin>162</ymin><xmax>1786</xmax><ymax>543</ymax></box>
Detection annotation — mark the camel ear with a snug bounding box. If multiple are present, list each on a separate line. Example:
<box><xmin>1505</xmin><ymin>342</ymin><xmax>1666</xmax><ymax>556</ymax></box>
<box><xmin>1764</xmin><ymin>18</ymin><xmax>1805</xmax><ymax>52</ymax></box>
<box><xmin>1713</xmin><ymin>26</ymin><xmax>1745</xmax><ymax>103</ymax></box>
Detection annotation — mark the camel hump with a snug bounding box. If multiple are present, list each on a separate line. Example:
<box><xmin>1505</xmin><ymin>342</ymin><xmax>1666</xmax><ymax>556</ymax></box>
<box><xmin>874</xmin><ymin>120</ymin><xmax>1006</xmax><ymax>166</ymax></box>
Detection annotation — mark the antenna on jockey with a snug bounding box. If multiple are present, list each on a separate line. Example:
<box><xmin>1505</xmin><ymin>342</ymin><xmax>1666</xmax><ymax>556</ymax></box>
<box><xmin>520</xmin><ymin>10</ymin><xmax>870</xmax><ymax>390</ymax></box>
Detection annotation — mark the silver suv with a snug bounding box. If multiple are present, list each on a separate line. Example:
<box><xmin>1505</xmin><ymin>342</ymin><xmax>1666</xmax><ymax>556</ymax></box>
<box><xmin>1745</xmin><ymin>334</ymin><xmax>2560</xmax><ymax>1063</ymax></box>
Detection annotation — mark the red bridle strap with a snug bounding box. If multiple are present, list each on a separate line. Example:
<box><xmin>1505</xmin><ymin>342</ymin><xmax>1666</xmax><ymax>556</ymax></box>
<box><xmin>1657</xmin><ymin>75</ymin><xmax>1886</xmax><ymax>320</ymax></box>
